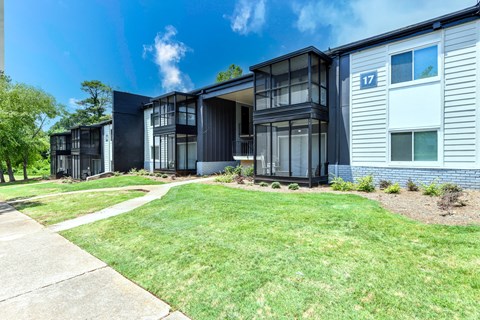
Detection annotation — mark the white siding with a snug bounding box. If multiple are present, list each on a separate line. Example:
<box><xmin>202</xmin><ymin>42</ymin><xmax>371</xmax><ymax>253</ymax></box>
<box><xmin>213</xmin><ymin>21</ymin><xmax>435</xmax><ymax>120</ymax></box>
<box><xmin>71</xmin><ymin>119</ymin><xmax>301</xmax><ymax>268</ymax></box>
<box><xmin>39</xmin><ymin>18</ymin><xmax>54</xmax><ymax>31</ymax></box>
<box><xmin>144</xmin><ymin>108</ymin><xmax>153</xmax><ymax>171</ymax></box>
<box><xmin>443</xmin><ymin>22</ymin><xmax>478</xmax><ymax>166</ymax></box>
<box><xmin>350</xmin><ymin>46</ymin><xmax>388</xmax><ymax>164</ymax></box>
<box><xmin>102</xmin><ymin>124</ymin><xmax>112</xmax><ymax>172</ymax></box>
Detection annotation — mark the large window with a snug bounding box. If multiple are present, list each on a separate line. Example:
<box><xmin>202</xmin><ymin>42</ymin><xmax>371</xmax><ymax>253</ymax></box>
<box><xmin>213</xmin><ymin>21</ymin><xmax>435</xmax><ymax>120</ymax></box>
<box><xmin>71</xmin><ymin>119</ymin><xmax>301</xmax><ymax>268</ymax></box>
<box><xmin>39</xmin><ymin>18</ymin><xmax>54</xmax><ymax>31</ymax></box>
<box><xmin>255</xmin><ymin>119</ymin><xmax>328</xmax><ymax>178</ymax></box>
<box><xmin>254</xmin><ymin>52</ymin><xmax>328</xmax><ymax>110</ymax></box>
<box><xmin>155</xmin><ymin>134</ymin><xmax>175</xmax><ymax>170</ymax></box>
<box><xmin>176</xmin><ymin>134</ymin><xmax>197</xmax><ymax>170</ymax></box>
<box><xmin>153</xmin><ymin>133</ymin><xmax>197</xmax><ymax>171</ymax></box>
<box><xmin>391</xmin><ymin>45</ymin><xmax>438</xmax><ymax>84</ymax></box>
<box><xmin>391</xmin><ymin>131</ymin><xmax>438</xmax><ymax>161</ymax></box>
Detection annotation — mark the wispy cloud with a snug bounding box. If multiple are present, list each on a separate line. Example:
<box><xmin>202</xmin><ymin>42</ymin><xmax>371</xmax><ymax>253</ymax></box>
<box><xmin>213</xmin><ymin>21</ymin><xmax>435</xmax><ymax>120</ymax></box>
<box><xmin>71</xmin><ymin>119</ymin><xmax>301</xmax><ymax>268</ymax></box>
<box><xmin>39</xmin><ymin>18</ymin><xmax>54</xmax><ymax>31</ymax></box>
<box><xmin>293</xmin><ymin>0</ymin><xmax>475</xmax><ymax>46</ymax></box>
<box><xmin>143</xmin><ymin>26</ymin><xmax>193</xmax><ymax>92</ymax></box>
<box><xmin>68</xmin><ymin>98</ymin><xmax>77</xmax><ymax>110</ymax></box>
<box><xmin>226</xmin><ymin>0</ymin><xmax>266</xmax><ymax>35</ymax></box>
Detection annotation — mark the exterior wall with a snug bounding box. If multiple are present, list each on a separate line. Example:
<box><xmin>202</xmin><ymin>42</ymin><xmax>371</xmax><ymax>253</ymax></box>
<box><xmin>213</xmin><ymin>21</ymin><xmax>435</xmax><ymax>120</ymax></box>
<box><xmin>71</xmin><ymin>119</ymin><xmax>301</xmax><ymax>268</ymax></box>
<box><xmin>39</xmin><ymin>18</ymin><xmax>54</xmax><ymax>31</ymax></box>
<box><xmin>197</xmin><ymin>161</ymin><xmax>238</xmax><ymax>175</ymax></box>
<box><xmin>102</xmin><ymin>124</ymin><xmax>112</xmax><ymax>172</ymax></box>
<box><xmin>330</xmin><ymin>164</ymin><xmax>480</xmax><ymax>190</ymax></box>
<box><xmin>349</xmin><ymin>21</ymin><xmax>479</xmax><ymax>172</ymax></box>
<box><xmin>144</xmin><ymin>108</ymin><xmax>154</xmax><ymax>171</ymax></box>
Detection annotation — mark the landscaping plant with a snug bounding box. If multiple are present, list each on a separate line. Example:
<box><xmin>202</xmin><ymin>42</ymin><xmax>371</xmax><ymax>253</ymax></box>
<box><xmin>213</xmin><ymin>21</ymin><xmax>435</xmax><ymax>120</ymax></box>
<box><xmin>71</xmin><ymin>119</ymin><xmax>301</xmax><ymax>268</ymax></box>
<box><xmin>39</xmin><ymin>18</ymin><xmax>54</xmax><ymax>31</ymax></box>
<box><xmin>259</xmin><ymin>182</ymin><xmax>268</xmax><ymax>187</ymax></box>
<box><xmin>224</xmin><ymin>166</ymin><xmax>235</xmax><ymax>175</ymax></box>
<box><xmin>356</xmin><ymin>175</ymin><xmax>375</xmax><ymax>192</ymax></box>
<box><xmin>214</xmin><ymin>175</ymin><xmax>234</xmax><ymax>183</ymax></box>
<box><xmin>406</xmin><ymin>179</ymin><xmax>419</xmax><ymax>191</ymax></box>
<box><xmin>288</xmin><ymin>183</ymin><xmax>300</xmax><ymax>190</ymax></box>
<box><xmin>243</xmin><ymin>166</ymin><xmax>254</xmax><ymax>177</ymax></box>
<box><xmin>271</xmin><ymin>182</ymin><xmax>281</xmax><ymax>189</ymax></box>
<box><xmin>421</xmin><ymin>181</ymin><xmax>441</xmax><ymax>196</ymax></box>
<box><xmin>330</xmin><ymin>176</ymin><xmax>355</xmax><ymax>191</ymax></box>
<box><xmin>384</xmin><ymin>183</ymin><xmax>401</xmax><ymax>194</ymax></box>
<box><xmin>378</xmin><ymin>180</ymin><xmax>392</xmax><ymax>190</ymax></box>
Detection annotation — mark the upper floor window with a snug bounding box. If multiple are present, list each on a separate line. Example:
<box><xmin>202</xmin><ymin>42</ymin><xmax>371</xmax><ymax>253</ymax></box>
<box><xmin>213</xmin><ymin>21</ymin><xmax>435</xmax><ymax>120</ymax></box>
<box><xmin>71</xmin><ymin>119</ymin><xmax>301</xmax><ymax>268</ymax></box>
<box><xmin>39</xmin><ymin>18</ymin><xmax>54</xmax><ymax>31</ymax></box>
<box><xmin>253</xmin><ymin>51</ymin><xmax>328</xmax><ymax>111</ymax></box>
<box><xmin>152</xmin><ymin>93</ymin><xmax>197</xmax><ymax>128</ymax></box>
<box><xmin>391</xmin><ymin>45</ymin><xmax>438</xmax><ymax>84</ymax></box>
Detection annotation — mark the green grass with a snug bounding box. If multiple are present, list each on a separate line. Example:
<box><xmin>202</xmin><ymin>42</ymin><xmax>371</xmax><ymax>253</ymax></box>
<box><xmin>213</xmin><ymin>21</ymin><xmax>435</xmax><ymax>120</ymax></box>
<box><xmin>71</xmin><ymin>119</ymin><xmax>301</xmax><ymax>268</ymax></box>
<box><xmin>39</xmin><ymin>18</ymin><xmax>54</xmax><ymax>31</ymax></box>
<box><xmin>62</xmin><ymin>184</ymin><xmax>480</xmax><ymax>319</ymax></box>
<box><xmin>14</xmin><ymin>190</ymin><xmax>146</xmax><ymax>226</ymax></box>
<box><xmin>0</xmin><ymin>175</ymin><xmax>164</xmax><ymax>201</ymax></box>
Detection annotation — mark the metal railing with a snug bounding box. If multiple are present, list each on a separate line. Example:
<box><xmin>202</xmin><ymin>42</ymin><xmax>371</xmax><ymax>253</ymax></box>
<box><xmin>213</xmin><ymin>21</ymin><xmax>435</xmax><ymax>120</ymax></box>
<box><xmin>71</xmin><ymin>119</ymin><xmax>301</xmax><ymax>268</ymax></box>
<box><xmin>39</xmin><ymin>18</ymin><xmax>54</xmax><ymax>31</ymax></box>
<box><xmin>232</xmin><ymin>140</ymin><xmax>254</xmax><ymax>157</ymax></box>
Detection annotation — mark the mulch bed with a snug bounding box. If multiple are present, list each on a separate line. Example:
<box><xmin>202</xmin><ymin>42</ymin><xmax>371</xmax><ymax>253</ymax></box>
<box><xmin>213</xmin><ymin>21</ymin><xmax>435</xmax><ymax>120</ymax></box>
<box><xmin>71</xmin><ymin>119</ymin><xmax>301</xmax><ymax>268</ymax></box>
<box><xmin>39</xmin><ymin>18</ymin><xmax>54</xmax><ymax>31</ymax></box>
<box><xmin>208</xmin><ymin>180</ymin><xmax>480</xmax><ymax>226</ymax></box>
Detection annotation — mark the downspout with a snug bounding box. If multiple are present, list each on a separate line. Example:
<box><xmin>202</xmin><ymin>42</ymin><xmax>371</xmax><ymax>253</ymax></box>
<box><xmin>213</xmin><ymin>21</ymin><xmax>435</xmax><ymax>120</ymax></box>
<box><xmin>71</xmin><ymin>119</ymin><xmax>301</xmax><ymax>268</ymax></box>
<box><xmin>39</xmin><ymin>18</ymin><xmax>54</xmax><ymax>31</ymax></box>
<box><xmin>335</xmin><ymin>54</ymin><xmax>341</xmax><ymax>176</ymax></box>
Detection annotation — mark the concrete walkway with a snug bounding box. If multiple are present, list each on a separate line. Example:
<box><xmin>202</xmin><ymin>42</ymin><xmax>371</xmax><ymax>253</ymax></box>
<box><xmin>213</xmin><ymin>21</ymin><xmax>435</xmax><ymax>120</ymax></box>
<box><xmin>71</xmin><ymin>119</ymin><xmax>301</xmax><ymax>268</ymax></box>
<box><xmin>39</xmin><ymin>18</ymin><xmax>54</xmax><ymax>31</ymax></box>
<box><xmin>48</xmin><ymin>177</ymin><xmax>214</xmax><ymax>232</ymax></box>
<box><xmin>0</xmin><ymin>202</ymin><xmax>190</xmax><ymax>319</ymax></box>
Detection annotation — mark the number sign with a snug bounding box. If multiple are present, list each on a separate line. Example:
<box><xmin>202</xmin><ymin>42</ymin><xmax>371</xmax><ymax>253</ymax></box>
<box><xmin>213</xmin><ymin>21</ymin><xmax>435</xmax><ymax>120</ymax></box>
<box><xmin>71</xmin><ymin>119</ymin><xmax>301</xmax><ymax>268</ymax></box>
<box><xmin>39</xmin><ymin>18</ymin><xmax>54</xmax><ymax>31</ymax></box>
<box><xmin>360</xmin><ymin>71</ymin><xmax>377</xmax><ymax>89</ymax></box>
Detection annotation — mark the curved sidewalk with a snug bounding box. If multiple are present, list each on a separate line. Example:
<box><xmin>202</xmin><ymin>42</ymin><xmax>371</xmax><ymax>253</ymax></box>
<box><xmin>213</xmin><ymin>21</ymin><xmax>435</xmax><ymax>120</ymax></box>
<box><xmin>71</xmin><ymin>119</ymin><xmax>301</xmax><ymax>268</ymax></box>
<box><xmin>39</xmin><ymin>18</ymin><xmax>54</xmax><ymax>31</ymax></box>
<box><xmin>48</xmin><ymin>177</ymin><xmax>214</xmax><ymax>232</ymax></box>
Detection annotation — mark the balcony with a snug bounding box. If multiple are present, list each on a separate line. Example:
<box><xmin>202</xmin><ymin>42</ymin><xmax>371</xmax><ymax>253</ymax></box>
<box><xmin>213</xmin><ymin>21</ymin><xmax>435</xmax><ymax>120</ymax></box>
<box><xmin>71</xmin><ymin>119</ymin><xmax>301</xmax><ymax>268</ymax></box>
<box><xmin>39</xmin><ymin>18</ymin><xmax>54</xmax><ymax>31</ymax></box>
<box><xmin>232</xmin><ymin>140</ymin><xmax>254</xmax><ymax>160</ymax></box>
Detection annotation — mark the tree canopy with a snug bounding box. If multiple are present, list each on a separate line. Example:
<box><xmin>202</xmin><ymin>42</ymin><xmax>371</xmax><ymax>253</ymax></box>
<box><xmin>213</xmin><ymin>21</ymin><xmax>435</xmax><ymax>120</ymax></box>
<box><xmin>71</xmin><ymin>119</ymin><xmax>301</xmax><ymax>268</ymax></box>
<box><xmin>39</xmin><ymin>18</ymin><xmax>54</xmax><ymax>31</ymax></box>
<box><xmin>50</xmin><ymin>80</ymin><xmax>112</xmax><ymax>133</ymax></box>
<box><xmin>216</xmin><ymin>64</ymin><xmax>243</xmax><ymax>83</ymax></box>
<box><xmin>0</xmin><ymin>74</ymin><xmax>62</xmax><ymax>182</ymax></box>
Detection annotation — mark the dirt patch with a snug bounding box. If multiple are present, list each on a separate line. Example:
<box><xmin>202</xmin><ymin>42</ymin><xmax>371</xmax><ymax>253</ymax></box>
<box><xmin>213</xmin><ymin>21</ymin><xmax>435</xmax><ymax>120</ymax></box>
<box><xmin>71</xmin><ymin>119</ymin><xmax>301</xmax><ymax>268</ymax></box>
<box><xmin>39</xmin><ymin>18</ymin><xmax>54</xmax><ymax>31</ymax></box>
<box><xmin>207</xmin><ymin>180</ymin><xmax>480</xmax><ymax>226</ymax></box>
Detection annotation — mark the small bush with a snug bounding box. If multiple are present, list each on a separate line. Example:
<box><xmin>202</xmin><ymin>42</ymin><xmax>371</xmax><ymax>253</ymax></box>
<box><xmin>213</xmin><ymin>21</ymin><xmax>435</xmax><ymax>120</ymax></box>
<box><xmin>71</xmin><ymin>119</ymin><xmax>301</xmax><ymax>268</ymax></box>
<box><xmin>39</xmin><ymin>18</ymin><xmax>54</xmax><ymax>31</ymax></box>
<box><xmin>259</xmin><ymin>182</ymin><xmax>268</xmax><ymax>187</ymax></box>
<box><xmin>378</xmin><ymin>180</ymin><xmax>392</xmax><ymax>190</ymax></box>
<box><xmin>356</xmin><ymin>175</ymin><xmax>375</xmax><ymax>193</ymax></box>
<box><xmin>113</xmin><ymin>171</ymin><xmax>123</xmax><ymax>177</ymax></box>
<box><xmin>214</xmin><ymin>175</ymin><xmax>234</xmax><ymax>183</ymax></box>
<box><xmin>61</xmin><ymin>177</ymin><xmax>76</xmax><ymax>184</ymax></box>
<box><xmin>441</xmin><ymin>183</ymin><xmax>462</xmax><ymax>195</ymax></box>
<box><xmin>406</xmin><ymin>179</ymin><xmax>419</xmax><ymax>191</ymax></box>
<box><xmin>422</xmin><ymin>181</ymin><xmax>441</xmax><ymax>196</ymax></box>
<box><xmin>330</xmin><ymin>176</ymin><xmax>355</xmax><ymax>191</ymax></box>
<box><xmin>128</xmin><ymin>168</ymin><xmax>138</xmax><ymax>175</ymax></box>
<box><xmin>243</xmin><ymin>166</ymin><xmax>254</xmax><ymax>177</ymax></box>
<box><xmin>161</xmin><ymin>174</ymin><xmax>169</xmax><ymax>179</ymax></box>
<box><xmin>233</xmin><ymin>165</ymin><xmax>243</xmax><ymax>176</ymax></box>
<box><xmin>288</xmin><ymin>183</ymin><xmax>300</xmax><ymax>190</ymax></box>
<box><xmin>235</xmin><ymin>175</ymin><xmax>245</xmax><ymax>184</ymax></box>
<box><xmin>224</xmin><ymin>166</ymin><xmax>235</xmax><ymax>175</ymax></box>
<box><xmin>136</xmin><ymin>169</ymin><xmax>150</xmax><ymax>176</ymax></box>
<box><xmin>271</xmin><ymin>182</ymin><xmax>281</xmax><ymax>189</ymax></box>
<box><xmin>384</xmin><ymin>183</ymin><xmax>401</xmax><ymax>194</ymax></box>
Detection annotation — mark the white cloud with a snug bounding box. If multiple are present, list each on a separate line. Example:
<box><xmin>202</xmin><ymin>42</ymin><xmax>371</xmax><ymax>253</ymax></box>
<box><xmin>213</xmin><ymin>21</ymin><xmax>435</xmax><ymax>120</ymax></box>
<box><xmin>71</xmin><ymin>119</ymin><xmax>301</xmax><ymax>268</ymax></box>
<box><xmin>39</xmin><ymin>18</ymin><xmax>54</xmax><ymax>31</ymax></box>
<box><xmin>143</xmin><ymin>26</ymin><xmax>193</xmax><ymax>92</ymax></box>
<box><xmin>68</xmin><ymin>98</ymin><xmax>77</xmax><ymax>110</ymax></box>
<box><xmin>293</xmin><ymin>0</ymin><xmax>476</xmax><ymax>46</ymax></box>
<box><xmin>227</xmin><ymin>0</ymin><xmax>266</xmax><ymax>35</ymax></box>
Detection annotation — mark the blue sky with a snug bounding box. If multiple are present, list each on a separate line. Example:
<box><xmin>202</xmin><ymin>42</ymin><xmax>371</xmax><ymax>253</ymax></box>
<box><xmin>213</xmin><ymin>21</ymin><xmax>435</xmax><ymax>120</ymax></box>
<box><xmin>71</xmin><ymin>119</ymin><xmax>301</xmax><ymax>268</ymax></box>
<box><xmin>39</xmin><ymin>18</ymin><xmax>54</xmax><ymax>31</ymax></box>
<box><xmin>6</xmin><ymin>0</ymin><xmax>475</xmax><ymax>127</ymax></box>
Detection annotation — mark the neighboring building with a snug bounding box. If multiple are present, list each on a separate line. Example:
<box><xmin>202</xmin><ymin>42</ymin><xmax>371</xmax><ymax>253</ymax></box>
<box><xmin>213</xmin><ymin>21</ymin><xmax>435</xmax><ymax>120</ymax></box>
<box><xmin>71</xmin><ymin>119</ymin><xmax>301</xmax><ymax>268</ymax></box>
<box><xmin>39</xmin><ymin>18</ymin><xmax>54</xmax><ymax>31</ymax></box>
<box><xmin>50</xmin><ymin>4</ymin><xmax>480</xmax><ymax>188</ymax></box>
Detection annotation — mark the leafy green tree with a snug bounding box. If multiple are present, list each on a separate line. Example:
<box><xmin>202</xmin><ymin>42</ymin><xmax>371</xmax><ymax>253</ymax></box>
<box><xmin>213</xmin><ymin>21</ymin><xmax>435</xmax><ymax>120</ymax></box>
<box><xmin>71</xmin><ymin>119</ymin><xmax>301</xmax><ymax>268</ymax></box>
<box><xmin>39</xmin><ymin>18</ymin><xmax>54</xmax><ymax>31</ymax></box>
<box><xmin>216</xmin><ymin>64</ymin><xmax>243</xmax><ymax>83</ymax></box>
<box><xmin>50</xmin><ymin>80</ymin><xmax>112</xmax><ymax>133</ymax></box>
<box><xmin>0</xmin><ymin>74</ymin><xmax>61</xmax><ymax>181</ymax></box>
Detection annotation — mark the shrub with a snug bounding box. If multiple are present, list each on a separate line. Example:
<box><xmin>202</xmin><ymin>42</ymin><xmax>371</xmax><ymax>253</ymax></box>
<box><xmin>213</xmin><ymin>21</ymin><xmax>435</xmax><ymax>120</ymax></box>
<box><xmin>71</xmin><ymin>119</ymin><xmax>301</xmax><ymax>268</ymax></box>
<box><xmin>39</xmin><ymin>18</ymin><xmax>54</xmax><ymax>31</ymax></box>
<box><xmin>330</xmin><ymin>176</ymin><xmax>355</xmax><ymax>191</ymax></box>
<box><xmin>61</xmin><ymin>177</ymin><xmax>76</xmax><ymax>184</ymax></box>
<box><xmin>288</xmin><ymin>183</ymin><xmax>300</xmax><ymax>190</ymax></box>
<box><xmin>243</xmin><ymin>166</ymin><xmax>254</xmax><ymax>177</ymax></box>
<box><xmin>422</xmin><ymin>181</ymin><xmax>441</xmax><ymax>196</ymax></box>
<box><xmin>128</xmin><ymin>168</ymin><xmax>138</xmax><ymax>175</ymax></box>
<box><xmin>233</xmin><ymin>165</ymin><xmax>243</xmax><ymax>176</ymax></box>
<box><xmin>259</xmin><ymin>182</ymin><xmax>268</xmax><ymax>187</ymax></box>
<box><xmin>356</xmin><ymin>175</ymin><xmax>375</xmax><ymax>192</ymax></box>
<box><xmin>136</xmin><ymin>169</ymin><xmax>150</xmax><ymax>176</ymax></box>
<box><xmin>384</xmin><ymin>183</ymin><xmax>401</xmax><ymax>194</ymax></box>
<box><xmin>113</xmin><ymin>171</ymin><xmax>123</xmax><ymax>177</ymax></box>
<box><xmin>235</xmin><ymin>175</ymin><xmax>245</xmax><ymax>184</ymax></box>
<box><xmin>271</xmin><ymin>182</ymin><xmax>281</xmax><ymax>189</ymax></box>
<box><xmin>214</xmin><ymin>175</ymin><xmax>234</xmax><ymax>183</ymax></box>
<box><xmin>161</xmin><ymin>174</ymin><xmax>169</xmax><ymax>179</ymax></box>
<box><xmin>378</xmin><ymin>180</ymin><xmax>392</xmax><ymax>190</ymax></box>
<box><xmin>406</xmin><ymin>179</ymin><xmax>419</xmax><ymax>191</ymax></box>
<box><xmin>224</xmin><ymin>166</ymin><xmax>235</xmax><ymax>175</ymax></box>
<box><xmin>441</xmin><ymin>183</ymin><xmax>462</xmax><ymax>195</ymax></box>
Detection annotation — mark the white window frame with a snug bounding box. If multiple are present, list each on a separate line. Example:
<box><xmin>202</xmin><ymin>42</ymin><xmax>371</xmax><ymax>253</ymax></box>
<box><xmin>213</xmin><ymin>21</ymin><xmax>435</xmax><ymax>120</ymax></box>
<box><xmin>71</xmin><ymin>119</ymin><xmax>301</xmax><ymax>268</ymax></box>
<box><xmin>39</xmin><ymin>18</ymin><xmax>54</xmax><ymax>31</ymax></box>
<box><xmin>389</xmin><ymin>128</ymin><xmax>440</xmax><ymax>167</ymax></box>
<box><xmin>389</xmin><ymin>42</ymin><xmax>441</xmax><ymax>89</ymax></box>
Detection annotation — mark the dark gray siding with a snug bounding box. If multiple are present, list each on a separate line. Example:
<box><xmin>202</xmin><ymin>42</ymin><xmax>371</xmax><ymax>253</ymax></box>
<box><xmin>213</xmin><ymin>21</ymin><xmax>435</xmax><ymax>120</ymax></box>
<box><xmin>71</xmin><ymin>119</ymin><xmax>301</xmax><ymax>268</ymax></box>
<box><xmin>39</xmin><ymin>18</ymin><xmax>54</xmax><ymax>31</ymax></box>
<box><xmin>198</xmin><ymin>97</ymin><xmax>236</xmax><ymax>162</ymax></box>
<box><xmin>328</xmin><ymin>55</ymin><xmax>350</xmax><ymax>166</ymax></box>
<box><xmin>112</xmin><ymin>91</ymin><xmax>151</xmax><ymax>172</ymax></box>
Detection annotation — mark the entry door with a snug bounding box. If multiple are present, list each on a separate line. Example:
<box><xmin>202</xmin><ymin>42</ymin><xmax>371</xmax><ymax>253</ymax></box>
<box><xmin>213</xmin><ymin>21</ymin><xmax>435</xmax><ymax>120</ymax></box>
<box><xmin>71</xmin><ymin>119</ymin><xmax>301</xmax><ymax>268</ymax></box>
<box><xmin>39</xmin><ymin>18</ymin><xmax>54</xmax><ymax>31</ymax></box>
<box><xmin>291</xmin><ymin>135</ymin><xmax>308</xmax><ymax>177</ymax></box>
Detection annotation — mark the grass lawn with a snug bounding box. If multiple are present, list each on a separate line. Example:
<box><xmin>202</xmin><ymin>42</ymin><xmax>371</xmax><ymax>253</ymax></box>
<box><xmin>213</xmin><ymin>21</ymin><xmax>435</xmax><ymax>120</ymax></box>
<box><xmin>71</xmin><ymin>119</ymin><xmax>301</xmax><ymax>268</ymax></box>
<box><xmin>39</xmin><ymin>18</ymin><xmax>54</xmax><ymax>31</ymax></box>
<box><xmin>62</xmin><ymin>184</ymin><xmax>480</xmax><ymax>319</ymax></box>
<box><xmin>0</xmin><ymin>175</ymin><xmax>164</xmax><ymax>201</ymax></box>
<box><xmin>13</xmin><ymin>190</ymin><xmax>146</xmax><ymax>226</ymax></box>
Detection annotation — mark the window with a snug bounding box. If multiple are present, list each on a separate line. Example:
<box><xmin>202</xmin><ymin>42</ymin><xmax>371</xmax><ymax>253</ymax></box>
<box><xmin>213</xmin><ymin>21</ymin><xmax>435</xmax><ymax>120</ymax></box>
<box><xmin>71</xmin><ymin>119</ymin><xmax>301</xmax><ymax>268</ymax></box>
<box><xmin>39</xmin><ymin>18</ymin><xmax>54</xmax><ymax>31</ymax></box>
<box><xmin>177</xmin><ymin>101</ymin><xmax>196</xmax><ymax>126</ymax></box>
<box><xmin>391</xmin><ymin>45</ymin><xmax>438</xmax><ymax>84</ymax></box>
<box><xmin>151</xmin><ymin>112</ymin><xmax>159</xmax><ymax>127</ymax></box>
<box><xmin>391</xmin><ymin>131</ymin><xmax>438</xmax><ymax>161</ymax></box>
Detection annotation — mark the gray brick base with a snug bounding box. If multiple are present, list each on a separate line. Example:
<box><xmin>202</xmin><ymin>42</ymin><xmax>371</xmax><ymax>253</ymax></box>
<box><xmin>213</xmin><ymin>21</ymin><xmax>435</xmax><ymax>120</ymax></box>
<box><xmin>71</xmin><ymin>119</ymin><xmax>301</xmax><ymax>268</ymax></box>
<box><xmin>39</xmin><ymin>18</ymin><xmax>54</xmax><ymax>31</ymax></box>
<box><xmin>197</xmin><ymin>161</ymin><xmax>239</xmax><ymax>175</ymax></box>
<box><xmin>329</xmin><ymin>165</ymin><xmax>480</xmax><ymax>190</ymax></box>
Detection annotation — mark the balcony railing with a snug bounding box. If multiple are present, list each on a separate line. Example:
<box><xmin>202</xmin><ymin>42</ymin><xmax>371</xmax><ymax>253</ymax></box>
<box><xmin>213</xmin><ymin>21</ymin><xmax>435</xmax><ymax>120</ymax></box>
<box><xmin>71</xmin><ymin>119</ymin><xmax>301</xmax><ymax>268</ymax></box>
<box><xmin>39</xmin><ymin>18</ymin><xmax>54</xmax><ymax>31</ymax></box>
<box><xmin>232</xmin><ymin>140</ymin><xmax>254</xmax><ymax>158</ymax></box>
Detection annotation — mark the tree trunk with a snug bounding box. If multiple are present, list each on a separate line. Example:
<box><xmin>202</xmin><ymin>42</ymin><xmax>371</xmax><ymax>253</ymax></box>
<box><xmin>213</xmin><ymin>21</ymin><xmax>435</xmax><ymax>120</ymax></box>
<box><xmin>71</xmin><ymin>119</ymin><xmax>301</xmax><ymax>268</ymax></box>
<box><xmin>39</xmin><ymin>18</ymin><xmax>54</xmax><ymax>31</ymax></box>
<box><xmin>0</xmin><ymin>162</ymin><xmax>5</xmax><ymax>183</ymax></box>
<box><xmin>5</xmin><ymin>157</ymin><xmax>15</xmax><ymax>182</ymax></box>
<box><xmin>23</xmin><ymin>157</ymin><xmax>28</xmax><ymax>180</ymax></box>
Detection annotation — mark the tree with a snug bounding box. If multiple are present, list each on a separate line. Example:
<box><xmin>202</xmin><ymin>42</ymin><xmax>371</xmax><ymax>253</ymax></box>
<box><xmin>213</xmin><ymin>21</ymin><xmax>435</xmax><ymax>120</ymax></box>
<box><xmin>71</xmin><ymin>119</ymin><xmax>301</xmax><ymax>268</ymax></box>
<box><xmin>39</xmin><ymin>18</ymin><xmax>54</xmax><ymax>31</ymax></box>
<box><xmin>216</xmin><ymin>64</ymin><xmax>243</xmax><ymax>83</ymax></box>
<box><xmin>0</xmin><ymin>74</ymin><xmax>61</xmax><ymax>182</ymax></box>
<box><xmin>50</xmin><ymin>80</ymin><xmax>112</xmax><ymax>132</ymax></box>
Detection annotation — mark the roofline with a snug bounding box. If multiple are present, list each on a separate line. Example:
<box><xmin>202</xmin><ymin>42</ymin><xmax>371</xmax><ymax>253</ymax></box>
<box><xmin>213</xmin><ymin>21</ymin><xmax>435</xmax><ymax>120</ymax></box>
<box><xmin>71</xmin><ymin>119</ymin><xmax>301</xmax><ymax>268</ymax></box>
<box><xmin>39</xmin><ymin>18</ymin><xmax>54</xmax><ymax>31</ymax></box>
<box><xmin>188</xmin><ymin>73</ymin><xmax>253</xmax><ymax>95</ymax></box>
<box><xmin>327</xmin><ymin>4</ymin><xmax>480</xmax><ymax>56</ymax></box>
<box><xmin>150</xmin><ymin>90</ymin><xmax>197</xmax><ymax>102</ymax></box>
<box><xmin>68</xmin><ymin>119</ymin><xmax>112</xmax><ymax>130</ymax></box>
<box><xmin>249</xmin><ymin>46</ymin><xmax>332</xmax><ymax>71</ymax></box>
<box><xmin>50</xmin><ymin>131</ymin><xmax>71</xmax><ymax>137</ymax></box>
